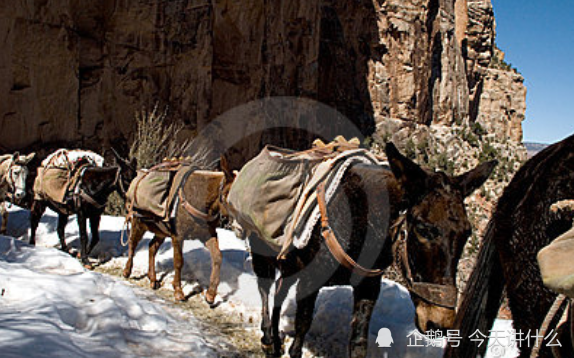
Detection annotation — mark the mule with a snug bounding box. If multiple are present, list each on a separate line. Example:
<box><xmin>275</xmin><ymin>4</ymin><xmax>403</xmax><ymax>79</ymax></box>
<box><xmin>444</xmin><ymin>133</ymin><xmax>574</xmax><ymax>358</ymax></box>
<box><xmin>30</xmin><ymin>164</ymin><xmax>124</xmax><ymax>268</ymax></box>
<box><xmin>0</xmin><ymin>152</ymin><xmax>36</xmax><ymax>234</ymax></box>
<box><xmin>223</xmin><ymin>142</ymin><xmax>496</xmax><ymax>358</ymax></box>
<box><xmin>122</xmin><ymin>166</ymin><xmax>228</xmax><ymax>304</ymax></box>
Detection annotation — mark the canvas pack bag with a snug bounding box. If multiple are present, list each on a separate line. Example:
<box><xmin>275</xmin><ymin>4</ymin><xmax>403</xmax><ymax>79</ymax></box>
<box><xmin>226</xmin><ymin>146</ymin><xmax>322</xmax><ymax>249</ymax></box>
<box><xmin>34</xmin><ymin>149</ymin><xmax>104</xmax><ymax>204</ymax></box>
<box><xmin>538</xmin><ymin>225</ymin><xmax>574</xmax><ymax>298</ymax></box>
<box><xmin>126</xmin><ymin>162</ymin><xmax>199</xmax><ymax>221</ymax></box>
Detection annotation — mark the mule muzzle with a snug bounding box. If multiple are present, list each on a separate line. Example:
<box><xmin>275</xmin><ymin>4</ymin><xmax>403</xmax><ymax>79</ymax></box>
<box><xmin>409</xmin><ymin>282</ymin><xmax>457</xmax><ymax>310</ymax></box>
<box><xmin>14</xmin><ymin>190</ymin><xmax>25</xmax><ymax>201</ymax></box>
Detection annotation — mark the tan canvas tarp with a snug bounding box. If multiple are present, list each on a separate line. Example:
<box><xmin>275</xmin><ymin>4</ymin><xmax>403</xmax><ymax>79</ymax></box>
<box><xmin>538</xmin><ymin>226</ymin><xmax>574</xmax><ymax>298</ymax></box>
<box><xmin>127</xmin><ymin>170</ymin><xmax>174</xmax><ymax>219</ymax></box>
<box><xmin>227</xmin><ymin>146</ymin><xmax>322</xmax><ymax>249</ymax></box>
<box><xmin>34</xmin><ymin>166</ymin><xmax>85</xmax><ymax>204</ymax></box>
<box><xmin>126</xmin><ymin>163</ymin><xmax>197</xmax><ymax>221</ymax></box>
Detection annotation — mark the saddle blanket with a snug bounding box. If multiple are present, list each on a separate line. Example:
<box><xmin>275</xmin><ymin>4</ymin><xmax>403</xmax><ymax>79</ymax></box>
<box><xmin>42</xmin><ymin>149</ymin><xmax>104</xmax><ymax>169</ymax></box>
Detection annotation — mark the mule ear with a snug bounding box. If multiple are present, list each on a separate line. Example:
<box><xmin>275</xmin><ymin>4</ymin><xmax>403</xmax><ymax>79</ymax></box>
<box><xmin>111</xmin><ymin>147</ymin><xmax>127</xmax><ymax>165</ymax></box>
<box><xmin>12</xmin><ymin>152</ymin><xmax>19</xmax><ymax>162</ymax></box>
<box><xmin>220</xmin><ymin>154</ymin><xmax>234</xmax><ymax>182</ymax></box>
<box><xmin>386</xmin><ymin>142</ymin><xmax>428</xmax><ymax>190</ymax></box>
<box><xmin>130</xmin><ymin>157</ymin><xmax>138</xmax><ymax>170</ymax></box>
<box><xmin>455</xmin><ymin>160</ymin><xmax>497</xmax><ymax>197</ymax></box>
<box><xmin>24</xmin><ymin>152</ymin><xmax>36</xmax><ymax>163</ymax></box>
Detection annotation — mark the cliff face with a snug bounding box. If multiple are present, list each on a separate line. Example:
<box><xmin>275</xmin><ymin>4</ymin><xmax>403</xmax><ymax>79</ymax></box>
<box><xmin>0</xmin><ymin>0</ymin><xmax>525</xmax><ymax>156</ymax></box>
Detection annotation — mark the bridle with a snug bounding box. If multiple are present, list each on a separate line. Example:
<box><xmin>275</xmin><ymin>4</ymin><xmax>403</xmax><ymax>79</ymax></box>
<box><xmin>391</xmin><ymin>213</ymin><xmax>458</xmax><ymax>310</ymax></box>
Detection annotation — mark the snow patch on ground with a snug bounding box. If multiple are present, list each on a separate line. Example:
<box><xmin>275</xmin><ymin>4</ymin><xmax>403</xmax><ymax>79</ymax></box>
<box><xmin>1</xmin><ymin>206</ymin><xmax>517</xmax><ymax>357</ymax></box>
<box><xmin>0</xmin><ymin>234</ymin><xmax>217</xmax><ymax>358</ymax></box>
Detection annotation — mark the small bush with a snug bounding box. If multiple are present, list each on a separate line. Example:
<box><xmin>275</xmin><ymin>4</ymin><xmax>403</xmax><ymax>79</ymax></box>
<box><xmin>129</xmin><ymin>103</ymin><xmax>191</xmax><ymax>170</ymax></box>
<box><xmin>104</xmin><ymin>102</ymin><xmax>191</xmax><ymax>216</ymax></box>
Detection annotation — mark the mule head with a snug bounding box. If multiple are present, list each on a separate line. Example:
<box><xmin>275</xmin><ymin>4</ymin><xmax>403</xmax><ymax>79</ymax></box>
<box><xmin>110</xmin><ymin>147</ymin><xmax>137</xmax><ymax>199</ymax></box>
<box><xmin>7</xmin><ymin>152</ymin><xmax>36</xmax><ymax>202</ymax></box>
<box><xmin>386</xmin><ymin>142</ymin><xmax>496</xmax><ymax>333</ymax></box>
<box><xmin>218</xmin><ymin>154</ymin><xmax>237</xmax><ymax>219</ymax></box>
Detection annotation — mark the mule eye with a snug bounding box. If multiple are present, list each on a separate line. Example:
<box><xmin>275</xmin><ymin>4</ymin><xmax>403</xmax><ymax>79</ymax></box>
<box><xmin>414</xmin><ymin>223</ymin><xmax>439</xmax><ymax>240</ymax></box>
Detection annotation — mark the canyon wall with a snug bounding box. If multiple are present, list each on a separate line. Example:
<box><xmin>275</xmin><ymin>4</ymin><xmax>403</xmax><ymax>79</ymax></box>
<box><xmin>0</xmin><ymin>0</ymin><xmax>526</xmax><ymax>160</ymax></box>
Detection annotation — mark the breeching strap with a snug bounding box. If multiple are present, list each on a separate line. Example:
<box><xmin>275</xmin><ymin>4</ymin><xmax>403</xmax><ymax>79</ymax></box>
<box><xmin>316</xmin><ymin>182</ymin><xmax>384</xmax><ymax>277</ymax></box>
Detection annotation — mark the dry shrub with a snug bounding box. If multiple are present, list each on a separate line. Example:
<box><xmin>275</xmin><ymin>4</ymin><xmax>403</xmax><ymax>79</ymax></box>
<box><xmin>104</xmin><ymin>103</ymin><xmax>191</xmax><ymax>216</ymax></box>
<box><xmin>129</xmin><ymin>103</ymin><xmax>192</xmax><ymax>170</ymax></box>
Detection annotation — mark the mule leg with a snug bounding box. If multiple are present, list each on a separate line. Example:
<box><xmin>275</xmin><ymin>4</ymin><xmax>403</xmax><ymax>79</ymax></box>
<box><xmin>29</xmin><ymin>200</ymin><xmax>46</xmax><ymax>246</ymax></box>
<box><xmin>271</xmin><ymin>276</ymin><xmax>297</xmax><ymax>357</ymax></box>
<box><xmin>77</xmin><ymin>211</ymin><xmax>91</xmax><ymax>268</ymax></box>
<box><xmin>122</xmin><ymin>219</ymin><xmax>146</xmax><ymax>279</ymax></box>
<box><xmin>349</xmin><ymin>281</ymin><xmax>380</xmax><ymax>358</ymax></box>
<box><xmin>204</xmin><ymin>230</ymin><xmax>222</xmax><ymax>305</ymax></box>
<box><xmin>0</xmin><ymin>203</ymin><xmax>7</xmax><ymax>235</ymax></box>
<box><xmin>148</xmin><ymin>234</ymin><xmax>166</xmax><ymax>289</ymax></box>
<box><xmin>87</xmin><ymin>214</ymin><xmax>101</xmax><ymax>255</ymax></box>
<box><xmin>251</xmin><ymin>250</ymin><xmax>276</xmax><ymax>353</ymax></box>
<box><xmin>289</xmin><ymin>281</ymin><xmax>319</xmax><ymax>358</ymax></box>
<box><xmin>172</xmin><ymin>236</ymin><xmax>186</xmax><ymax>301</ymax></box>
<box><xmin>56</xmin><ymin>213</ymin><xmax>69</xmax><ymax>252</ymax></box>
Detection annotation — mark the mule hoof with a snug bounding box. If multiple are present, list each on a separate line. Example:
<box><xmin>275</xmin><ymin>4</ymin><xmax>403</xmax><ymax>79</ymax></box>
<box><xmin>261</xmin><ymin>342</ymin><xmax>274</xmax><ymax>356</ymax></box>
<box><xmin>83</xmin><ymin>263</ymin><xmax>94</xmax><ymax>270</ymax></box>
<box><xmin>174</xmin><ymin>291</ymin><xmax>185</xmax><ymax>302</ymax></box>
<box><xmin>205</xmin><ymin>291</ymin><xmax>216</xmax><ymax>305</ymax></box>
<box><xmin>122</xmin><ymin>270</ymin><xmax>131</xmax><ymax>279</ymax></box>
<box><xmin>151</xmin><ymin>281</ymin><xmax>161</xmax><ymax>290</ymax></box>
<box><xmin>271</xmin><ymin>343</ymin><xmax>284</xmax><ymax>357</ymax></box>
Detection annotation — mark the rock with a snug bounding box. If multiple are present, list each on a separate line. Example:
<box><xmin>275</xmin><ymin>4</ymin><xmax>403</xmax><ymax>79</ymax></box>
<box><xmin>0</xmin><ymin>0</ymin><xmax>526</xmax><ymax>164</ymax></box>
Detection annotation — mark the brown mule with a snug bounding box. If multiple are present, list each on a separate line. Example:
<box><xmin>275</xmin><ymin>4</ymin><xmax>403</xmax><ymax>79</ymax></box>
<box><xmin>223</xmin><ymin>142</ymin><xmax>496</xmax><ymax>358</ymax></box>
<box><xmin>122</xmin><ymin>167</ymin><xmax>228</xmax><ymax>304</ymax></box>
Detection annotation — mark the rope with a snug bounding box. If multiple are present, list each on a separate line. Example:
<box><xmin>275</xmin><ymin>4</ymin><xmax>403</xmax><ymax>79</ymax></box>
<box><xmin>530</xmin><ymin>294</ymin><xmax>568</xmax><ymax>358</ymax></box>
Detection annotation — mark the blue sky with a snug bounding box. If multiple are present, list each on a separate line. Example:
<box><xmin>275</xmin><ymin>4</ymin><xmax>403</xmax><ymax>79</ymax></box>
<box><xmin>492</xmin><ymin>0</ymin><xmax>574</xmax><ymax>144</ymax></box>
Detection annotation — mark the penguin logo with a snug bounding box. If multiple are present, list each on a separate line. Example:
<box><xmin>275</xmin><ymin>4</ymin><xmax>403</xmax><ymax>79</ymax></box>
<box><xmin>376</xmin><ymin>327</ymin><xmax>394</xmax><ymax>348</ymax></box>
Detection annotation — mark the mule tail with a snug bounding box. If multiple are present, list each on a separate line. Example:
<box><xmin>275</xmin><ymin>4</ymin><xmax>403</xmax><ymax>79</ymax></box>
<box><xmin>444</xmin><ymin>221</ymin><xmax>505</xmax><ymax>358</ymax></box>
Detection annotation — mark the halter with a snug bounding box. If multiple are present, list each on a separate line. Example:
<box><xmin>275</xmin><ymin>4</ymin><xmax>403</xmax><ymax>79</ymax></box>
<box><xmin>2</xmin><ymin>159</ymin><xmax>25</xmax><ymax>202</ymax></box>
<box><xmin>391</xmin><ymin>213</ymin><xmax>458</xmax><ymax>310</ymax></box>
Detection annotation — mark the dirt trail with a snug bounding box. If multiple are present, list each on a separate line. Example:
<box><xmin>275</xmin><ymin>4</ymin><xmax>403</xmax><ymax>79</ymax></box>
<box><xmin>96</xmin><ymin>265</ymin><xmax>266</xmax><ymax>358</ymax></box>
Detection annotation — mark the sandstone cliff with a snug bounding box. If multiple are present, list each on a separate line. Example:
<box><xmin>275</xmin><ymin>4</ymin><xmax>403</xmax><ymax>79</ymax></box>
<box><xmin>0</xmin><ymin>0</ymin><xmax>525</xmax><ymax>160</ymax></box>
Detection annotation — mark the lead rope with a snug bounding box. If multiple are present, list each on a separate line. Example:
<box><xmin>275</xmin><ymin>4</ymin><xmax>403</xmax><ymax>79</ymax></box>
<box><xmin>530</xmin><ymin>294</ymin><xmax>568</xmax><ymax>358</ymax></box>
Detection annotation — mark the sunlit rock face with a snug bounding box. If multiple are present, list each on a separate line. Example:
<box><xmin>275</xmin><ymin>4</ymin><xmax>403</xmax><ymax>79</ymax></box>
<box><xmin>0</xmin><ymin>0</ymin><xmax>524</xmax><ymax>159</ymax></box>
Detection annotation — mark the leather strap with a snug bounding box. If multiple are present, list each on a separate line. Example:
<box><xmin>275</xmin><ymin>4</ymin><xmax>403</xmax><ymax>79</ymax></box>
<box><xmin>78</xmin><ymin>190</ymin><xmax>106</xmax><ymax>210</ymax></box>
<box><xmin>316</xmin><ymin>182</ymin><xmax>384</xmax><ymax>277</ymax></box>
<box><xmin>178</xmin><ymin>191</ymin><xmax>218</xmax><ymax>223</ymax></box>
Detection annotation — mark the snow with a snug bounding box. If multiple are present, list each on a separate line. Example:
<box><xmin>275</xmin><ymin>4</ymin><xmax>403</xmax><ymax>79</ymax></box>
<box><xmin>0</xmin><ymin>205</ymin><xmax>518</xmax><ymax>357</ymax></box>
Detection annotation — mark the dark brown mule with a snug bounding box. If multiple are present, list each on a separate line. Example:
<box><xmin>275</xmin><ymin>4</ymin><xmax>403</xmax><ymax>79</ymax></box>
<box><xmin>30</xmin><ymin>166</ymin><xmax>122</xmax><ymax>268</ymax></box>
<box><xmin>122</xmin><ymin>166</ymin><xmax>227</xmax><ymax>304</ymax></box>
<box><xmin>445</xmin><ymin>134</ymin><xmax>574</xmax><ymax>358</ymax></box>
<box><xmin>223</xmin><ymin>143</ymin><xmax>496</xmax><ymax>358</ymax></box>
